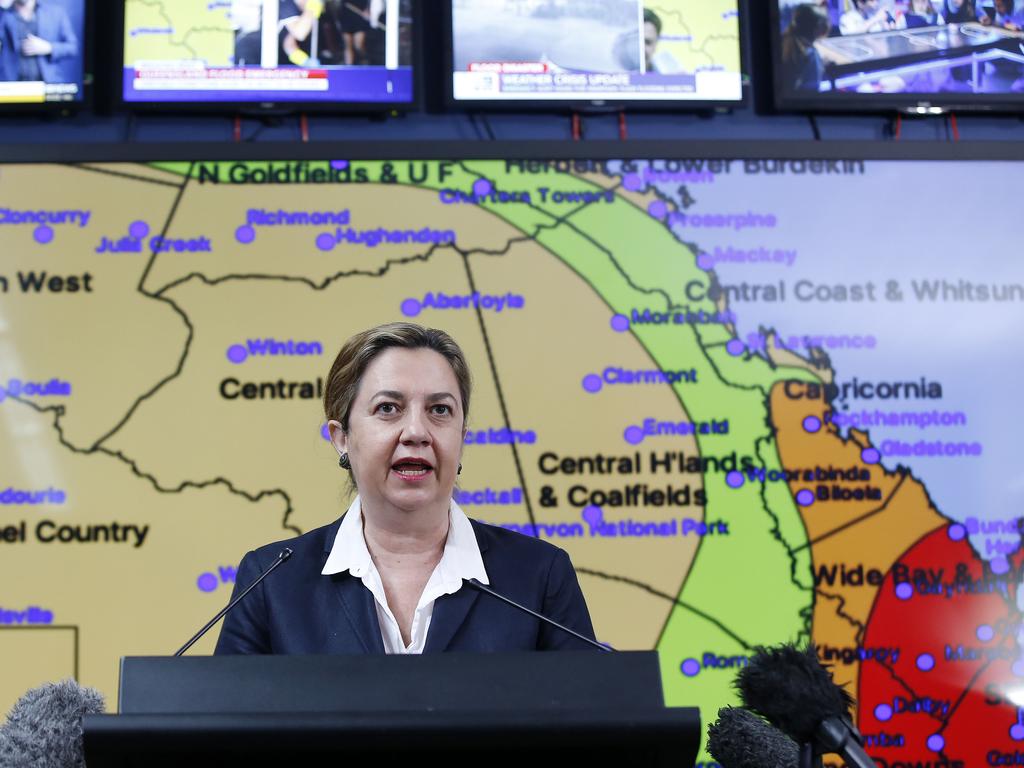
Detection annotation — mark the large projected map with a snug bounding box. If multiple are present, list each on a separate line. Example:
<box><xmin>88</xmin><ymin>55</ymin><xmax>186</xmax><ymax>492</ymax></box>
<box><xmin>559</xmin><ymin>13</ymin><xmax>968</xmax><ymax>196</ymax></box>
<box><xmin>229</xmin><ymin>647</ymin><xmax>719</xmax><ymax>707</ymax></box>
<box><xmin>0</xmin><ymin>156</ymin><xmax>1022</xmax><ymax>765</ymax></box>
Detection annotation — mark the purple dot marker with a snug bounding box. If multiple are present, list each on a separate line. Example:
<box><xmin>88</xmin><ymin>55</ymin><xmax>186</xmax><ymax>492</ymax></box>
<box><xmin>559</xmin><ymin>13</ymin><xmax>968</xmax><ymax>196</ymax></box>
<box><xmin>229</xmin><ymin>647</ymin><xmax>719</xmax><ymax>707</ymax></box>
<box><xmin>624</xmin><ymin>426</ymin><xmax>644</xmax><ymax>445</ymax></box>
<box><xmin>610</xmin><ymin>314</ymin><xmax>630</xmax><ymax>332</ymax></box>
<box><xmin>977</xmin><ymin>624</ymin><xmax>995</xmax><ymax>642</ymax></box>
<box><xmin>582</xmin><ymin>506</ymin><xmax>603</xmax><ymax>525</ymax></box>
<box><xmin>926</xmin><ymin>734</ymin><xmax>944</xmax><ymax>753</ymax></box>
<box><xmin>948</xmin><ymin>523</ymin><xmax>966</xmax><ymax>542</ymax></box>
<box><xmin>697</xmin><ymin>253</ymin><xmax>714</xmax><ymax>271</ymax></box>
<box><xmin>802</xmin><ymin>416</ymin><xmax>822</xmax><ymax>433</ymax></box>
<box><xmin>680</xmin><ymin>658</ymin><xmax>700</xmax><ymax>677</ymax></box>
<box><xmin>917</xmin><ymin>653</ymin><xmax>935</xmax><ymax>672</ymax></box>
<box><xmin>197</xmin><ymin>573</ymin><xmax>217</xmax><ymax>593</ymax></box>
<box><xmin>622</xmin><ymin>173</ymin><xmax>643</xmax><ymax>191</ymax></box>
<box><xmin>330</xmin><ymin>160</ymin><xmax>349</xmax><ymax>170</ymax></box>
<box><xmin>226</xmin><ymin>345</ymin><xmax>247</xmax><ymax>364</ymax></box>
<box><xmin>401</xmin><ymin>298</ymin><xmax>421</xmax><ymax>318</ymax></box>
<box><xmin>726</xmin><ymin>339</ymin><xmax>745</xmax><ymax>357</ymax></box>
<box><xmin>796</xmin><ymin>489</ymin><xmax>815</xmax><ymax>507</ymax></box>
<box><xmin>874</xmin><ymin>703</ymin><xmax>893</xmax><ymax>722</ymax></box>
<box><xmin>582</xmin><ymin>374</ymin><xmax>602</xmax><ymax>393</ymax></box>
<box><xmin>235</xmin><ymin>225</ymin><xmax>255</xmax><ymax>244</ymax></box>
<box><xmin>472</xmin><ymin>178</ymin><xmax>493</xmax><ymax>197</ymax></box>
<box><xmin>647</xmin><ymin>200</ymin><xmax>667</xmax><ymax>220</ymax></box>
<box><xmin>33</xmin><ymin>225</ymin><xmax>54</xmax><ymax>244</ymax></box>
<box><xmin>726</xmin><ymin>471</ymin><xmax>744</xmax><ymax>489</ymax></box>
<box><xmin>895</xmin><ymin>582</ymin><xmax>913</xmax><ymax>600</ymax></box>
<box><xmin>321</xmin><ymin>424</ymin><xmax>331</xmax><ymax>441</ymax></box>
<box><xmin>992</xmin><ymin>556</ymin><xmax>1010</xmax><ymax>575</ymax></box>
<box><xmin>129</xmin><ymin>220</ymin><xmax>150</xmax><ymax>239</ymax></box>
<box><xmin>1014</xmin><ymin>659</ymin><xmax>1024</xmax><ymax>678</ymax></box>
<box><xmin>316</xmin><ymin>232</ymin><xmax>335</xmax><ymax>252</ymax></box>
<box><xmin>861</xmin><ymin>447</ymin><xmax>881</xmax><ymax>464</ymax></box>
<box><xmin>1012</xmin><ymin>724</ymin><xmax>1024</xmax><ymax>741</ymax></box>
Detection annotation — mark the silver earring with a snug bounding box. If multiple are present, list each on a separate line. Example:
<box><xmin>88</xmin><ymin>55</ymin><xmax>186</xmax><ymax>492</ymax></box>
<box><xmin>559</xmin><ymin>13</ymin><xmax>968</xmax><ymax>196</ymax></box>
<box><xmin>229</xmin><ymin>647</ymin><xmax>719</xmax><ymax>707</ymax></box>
<box><xmin>339</xmin><ymin>453</ymin><xmax>351</xmax><ymax>470</ymax></box>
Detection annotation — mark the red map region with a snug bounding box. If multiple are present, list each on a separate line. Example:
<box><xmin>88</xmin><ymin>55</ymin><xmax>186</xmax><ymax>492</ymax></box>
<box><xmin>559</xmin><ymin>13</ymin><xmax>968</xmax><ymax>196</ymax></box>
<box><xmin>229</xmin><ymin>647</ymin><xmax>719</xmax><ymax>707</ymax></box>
<box><xmin>858</xmin><ymin>525</ymin><xmax>1024</xmax><ymax>767</ymax></box>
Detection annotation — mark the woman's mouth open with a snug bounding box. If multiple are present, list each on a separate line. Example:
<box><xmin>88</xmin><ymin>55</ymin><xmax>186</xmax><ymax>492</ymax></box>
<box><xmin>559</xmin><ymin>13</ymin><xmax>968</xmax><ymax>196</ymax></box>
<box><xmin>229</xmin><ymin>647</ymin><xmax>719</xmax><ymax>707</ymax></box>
<box><xmin>391</xmin><ymin>459</ymin><xmax>434</xmax><ymax>480</ymax></box>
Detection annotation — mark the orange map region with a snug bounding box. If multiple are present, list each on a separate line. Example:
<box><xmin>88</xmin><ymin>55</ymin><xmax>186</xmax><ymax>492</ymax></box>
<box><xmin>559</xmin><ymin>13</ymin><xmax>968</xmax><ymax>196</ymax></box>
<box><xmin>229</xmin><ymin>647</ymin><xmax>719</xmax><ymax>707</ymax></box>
<box><xmin>768</xmin><ymin>380</ymin><xmax>947</xmax><ymax>706</ymax></box>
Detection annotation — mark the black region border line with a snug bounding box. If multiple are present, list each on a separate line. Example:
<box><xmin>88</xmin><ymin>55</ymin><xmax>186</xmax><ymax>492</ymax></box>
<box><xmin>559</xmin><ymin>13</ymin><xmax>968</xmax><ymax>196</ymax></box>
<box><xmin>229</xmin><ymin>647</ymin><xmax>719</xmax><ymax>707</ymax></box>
<box><xmin>70</xmin><ymin>164</ymin><xmax>186</xmax><ymax>189</ymax></box>
<box><xmin>577</xmin><ymin>567</ymin><xmax>754</xmax><ymax>651</ymax></box>
<box><xmin>0</xmin><ymin>625</ymin><xmax>80</xmax><ymax>681</ymax></box>
<box><xmin>21</xmin><ymin>160</ymin><xmax>301</xmax><ymax>535</ymax></box>
<box><xmin>457</xmin><ymin>250</ymin><xmax>536</xmax><ymax>533</ymax></box>
<box><xmin>92</xmin><ymin>161</ymin><xmax>198</xmax><ymax>448</ymax></box>
<box><xmin>10</xmin><ymin>393</ymin><xmax>299</xmax><ymax>536</ymax></box>
<box><xmin>792</xmin><ymin>473</ymin><xmax>907</xmax><ymax>554</ymax></box>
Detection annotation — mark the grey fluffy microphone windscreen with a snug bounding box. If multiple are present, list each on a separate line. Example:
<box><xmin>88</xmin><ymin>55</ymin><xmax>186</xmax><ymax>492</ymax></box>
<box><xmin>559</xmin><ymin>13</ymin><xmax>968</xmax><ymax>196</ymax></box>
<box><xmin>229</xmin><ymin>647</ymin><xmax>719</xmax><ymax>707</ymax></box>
<box><xmin>0</xmin><ymin>679</ymin><xmax>105</xmax><ymax>768</ymax></box>
<box><xmin>707</xmin><ymin>706</ymin><xmax>800</xmax><ymax>768</ymax></box>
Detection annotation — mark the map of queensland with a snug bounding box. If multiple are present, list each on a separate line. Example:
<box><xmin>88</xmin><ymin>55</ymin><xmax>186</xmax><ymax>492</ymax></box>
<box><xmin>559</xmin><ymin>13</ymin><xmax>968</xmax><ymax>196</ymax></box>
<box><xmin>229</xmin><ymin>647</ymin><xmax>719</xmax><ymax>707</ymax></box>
<box><xmin>0</xmin><ymin>156</ymin><xmax>1021</xmax><ymax>766</ymax></box>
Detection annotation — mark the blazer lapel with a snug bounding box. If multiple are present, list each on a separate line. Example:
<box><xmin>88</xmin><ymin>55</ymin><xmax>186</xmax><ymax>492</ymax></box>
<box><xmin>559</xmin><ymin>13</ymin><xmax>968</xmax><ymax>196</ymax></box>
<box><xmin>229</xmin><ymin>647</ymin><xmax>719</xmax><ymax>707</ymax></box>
<box><xmin>423</xmin><ymin>586</ymin><xmax>481</xmax><ymax>653</ymax></box>
<box><xmin>423</xmin><ymin>519</ymin><xmax>491</xmax><ymax>653</ymax></box>
<box><xmin>329</xmin><ymin>572</ymin><xmax>386</xmax><ymax>654</ymax></box>
<box><xmin>321</xmin><ymin>517</ymin><xmax>384</xmax><ymax>654</ymax></box>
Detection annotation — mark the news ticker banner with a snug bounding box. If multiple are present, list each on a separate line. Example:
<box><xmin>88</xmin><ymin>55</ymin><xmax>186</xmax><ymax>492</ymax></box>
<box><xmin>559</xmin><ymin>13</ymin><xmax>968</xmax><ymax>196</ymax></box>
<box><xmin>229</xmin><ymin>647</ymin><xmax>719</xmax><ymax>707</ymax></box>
<box><xmin>0</xmin><ymin>157</ymin><xmax>1020</xmax><ymax>766</ymax></box>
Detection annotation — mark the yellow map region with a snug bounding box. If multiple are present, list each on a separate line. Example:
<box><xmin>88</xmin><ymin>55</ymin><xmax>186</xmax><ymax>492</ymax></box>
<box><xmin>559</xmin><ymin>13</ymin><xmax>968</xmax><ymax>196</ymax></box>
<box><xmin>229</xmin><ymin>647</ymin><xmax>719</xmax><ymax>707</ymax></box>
<box><xmin>0</xmin><ymin>163</ymin><xmax>704</xmax><ymax>714</ymax></box>
<box><xmin>646</xmin><ymin>1</ymin><xmax>741</xmax><ymax>75</ymax></box>
<box><xmin>123</xmin><ymin>0</ymin><xmax>234</xmax><ymax>66</ymax></box>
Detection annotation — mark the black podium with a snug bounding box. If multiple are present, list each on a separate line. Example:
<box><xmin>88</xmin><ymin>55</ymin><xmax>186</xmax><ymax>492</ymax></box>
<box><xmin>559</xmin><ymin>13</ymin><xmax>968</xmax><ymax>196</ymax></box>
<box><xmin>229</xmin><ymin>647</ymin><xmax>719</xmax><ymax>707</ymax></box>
<box><xmin>83</xmin><ymin>652</ymin><xmax>700</xmax><ymax>767</ymax></box>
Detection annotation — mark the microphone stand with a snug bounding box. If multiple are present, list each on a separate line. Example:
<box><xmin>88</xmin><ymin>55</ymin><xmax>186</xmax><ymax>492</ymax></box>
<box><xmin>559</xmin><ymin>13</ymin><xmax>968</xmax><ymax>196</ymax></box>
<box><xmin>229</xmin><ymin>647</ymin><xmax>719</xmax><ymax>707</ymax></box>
<box><xmin>174</xmin><ymin>548</ymin><xmax>293</xmax><ymax>656</ymax></box>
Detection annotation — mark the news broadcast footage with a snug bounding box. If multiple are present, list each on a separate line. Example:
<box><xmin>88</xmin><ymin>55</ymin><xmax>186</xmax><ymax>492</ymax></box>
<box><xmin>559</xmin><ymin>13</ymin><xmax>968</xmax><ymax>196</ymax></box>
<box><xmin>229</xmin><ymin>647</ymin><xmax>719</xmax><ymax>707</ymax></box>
<box><xmin>0</xmin><ymin>0</ymin><xmax>84</xmax><ymax>105</ymax></box>
<box><xmin>122</xmin><ymin>0</ymin><xmax>414</xmax><ymax>105</ymax></box>
<box><xmin>777</xmin><ymin>0</ymin><xmax>1024</xmax><ymax>97</ymax></box>
<box><xmin>450</xmin><ymin>0</ymin><xmax>742</xmax><ymax>103</ymax></box>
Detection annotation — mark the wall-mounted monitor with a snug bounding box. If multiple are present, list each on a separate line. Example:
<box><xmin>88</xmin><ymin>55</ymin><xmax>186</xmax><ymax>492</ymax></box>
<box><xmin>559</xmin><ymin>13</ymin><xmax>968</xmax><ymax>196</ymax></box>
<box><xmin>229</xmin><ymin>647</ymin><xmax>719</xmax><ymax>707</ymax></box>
<box><xmin>772</xmin><ymin>0</ymin><xmax>1024</xmax><ymax>113</ymax></box>
<box><xmin>0</xmin><ymin>0</ymin><xmax>86</xmax><ymax>108</ymax></box>
<box><xmin>446</xmin><ymin>0</ymin><xmax>744</xmax><ymax>109</ymax></box>
<box><xmin>120</xmin><ymin>0</ymin><xmax>414</xmax><ymax>110</ymax></box>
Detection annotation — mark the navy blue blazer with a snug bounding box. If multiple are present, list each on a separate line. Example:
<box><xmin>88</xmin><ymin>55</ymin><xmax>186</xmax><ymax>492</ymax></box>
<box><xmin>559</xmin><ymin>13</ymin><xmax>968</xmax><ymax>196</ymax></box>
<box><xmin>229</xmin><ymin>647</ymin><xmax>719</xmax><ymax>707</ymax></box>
<box><xmin>214</xmin><ymin>517</ymin><xmax>597</xmax><ymax>654</ymax></box>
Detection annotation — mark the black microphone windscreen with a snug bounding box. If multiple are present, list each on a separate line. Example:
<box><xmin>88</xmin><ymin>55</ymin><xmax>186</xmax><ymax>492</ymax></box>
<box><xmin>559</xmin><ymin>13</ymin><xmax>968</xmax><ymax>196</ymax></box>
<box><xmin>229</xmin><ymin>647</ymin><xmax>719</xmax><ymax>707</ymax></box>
<box><xmin>708</xmin><ymin>707</ymin><xmax>800</xmax><ymax>768</ymax></box>
<box><xmin>736</xmin><ymin>643</ymin><xmax>854</xmax><ymax>744</ymax></box>
<box><xmin>0</xmin><ymin>679</ymin><xmax>105</xmax><ymax>768</ymax></box>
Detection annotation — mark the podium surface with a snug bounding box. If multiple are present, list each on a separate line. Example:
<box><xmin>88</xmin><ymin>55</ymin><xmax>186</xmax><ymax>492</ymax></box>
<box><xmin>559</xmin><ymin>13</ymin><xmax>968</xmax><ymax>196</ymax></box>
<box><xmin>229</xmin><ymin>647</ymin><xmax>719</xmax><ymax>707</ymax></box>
<box><xmin>84</xmin><ymin>652</ymin><xmax>701</xmax><ymax>767</ymax></box>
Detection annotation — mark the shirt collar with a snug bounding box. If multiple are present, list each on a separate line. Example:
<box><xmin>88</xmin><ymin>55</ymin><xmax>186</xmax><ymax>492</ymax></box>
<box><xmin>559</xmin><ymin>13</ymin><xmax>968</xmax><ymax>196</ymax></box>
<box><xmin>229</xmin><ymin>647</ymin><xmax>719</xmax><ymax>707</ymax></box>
<box><xmin>321</xmin><ymin>496</ymin><xmax>489</xmax><ymax>585</ymax></box>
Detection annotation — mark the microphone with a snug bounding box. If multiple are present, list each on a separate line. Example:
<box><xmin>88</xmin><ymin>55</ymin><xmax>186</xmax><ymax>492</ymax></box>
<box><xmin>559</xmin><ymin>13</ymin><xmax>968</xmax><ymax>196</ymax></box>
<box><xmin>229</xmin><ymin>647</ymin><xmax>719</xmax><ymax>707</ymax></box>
<box><xmin>736</xmin><ymin>643</ymin><xmax>876</xmax><ymax>768</ymax></box>
<box><xmin>0</xmin><ymin>679</ymin><xmax>104</xmax><ymax>768</ymax></box>
<box><xmin>174</xmin><ymin>547</ymin><xmax>292</xmax><ymax>656</ymax></box>
<box><xmin>707</xmin><ymin>706</ymin><xmax>799</xmax><ymax>768</ymax></box>
<box><xmin>464</xmin><ymin>578</ymin><xmax>613</xmax><ymax>652</ymax></box>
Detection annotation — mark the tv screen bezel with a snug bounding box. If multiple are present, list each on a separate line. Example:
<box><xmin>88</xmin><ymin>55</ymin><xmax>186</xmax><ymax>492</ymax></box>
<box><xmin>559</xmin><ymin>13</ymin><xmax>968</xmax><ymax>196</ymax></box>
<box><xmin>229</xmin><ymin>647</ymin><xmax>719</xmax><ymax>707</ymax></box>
<box><xmin>0</xmin><ymin>0</ymin><xmax>91</xmax><ymax>114</ymax></box>
<box><xmin>441</xmin><ymin>0</ymin><xmax>749</xmax><ymax>113</ymax></box>
<box><xmin>769</xmin><ymin>1</ymin><xmax>1024</xmax><ymax>115</ymax></box>
<box><xmin>115</xmin><ymin>0</ymin><xmax>420</xmax><ymax>114</ymax></box>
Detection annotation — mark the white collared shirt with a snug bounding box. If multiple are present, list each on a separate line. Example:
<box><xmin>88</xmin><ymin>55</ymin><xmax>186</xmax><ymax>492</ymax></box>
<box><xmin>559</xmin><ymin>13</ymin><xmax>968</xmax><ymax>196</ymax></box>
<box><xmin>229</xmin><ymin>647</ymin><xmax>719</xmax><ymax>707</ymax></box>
<box><xmin>321</xmin><ymin>497</ymin><xmax>489</xmax><ymax>654</ymax></box>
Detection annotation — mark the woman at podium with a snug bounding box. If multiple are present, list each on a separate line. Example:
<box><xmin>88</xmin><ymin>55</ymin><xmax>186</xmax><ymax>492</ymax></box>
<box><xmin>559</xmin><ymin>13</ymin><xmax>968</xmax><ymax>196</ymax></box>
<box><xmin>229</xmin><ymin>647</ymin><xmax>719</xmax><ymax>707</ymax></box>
<box><xmin>215</xmin><ymin>322</ymin><xmax>596</xmax><ymax>655</ymax></box>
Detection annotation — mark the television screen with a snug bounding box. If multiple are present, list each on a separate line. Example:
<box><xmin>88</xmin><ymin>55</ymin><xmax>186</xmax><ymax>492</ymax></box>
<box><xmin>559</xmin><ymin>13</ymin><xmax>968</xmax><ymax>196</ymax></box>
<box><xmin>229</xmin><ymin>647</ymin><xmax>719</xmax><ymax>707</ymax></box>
<box><xmin>449</xmin><ymin>0</ymin><xmax>743</xmax><ymax>105</ymax></box>
<box><xmin>774</xmin><ymin>0</ymin><xmax>1024</xmax><ymax>111</ymax></box>
<box><xmin>0</xmin><ymin>0</ymin><xmax>85</xmax><ymax>105</ymax></box>
<box><xmin>122</xmin><ymin>0</ymin><xmax>414</xmax><ymax>106</ymax></box>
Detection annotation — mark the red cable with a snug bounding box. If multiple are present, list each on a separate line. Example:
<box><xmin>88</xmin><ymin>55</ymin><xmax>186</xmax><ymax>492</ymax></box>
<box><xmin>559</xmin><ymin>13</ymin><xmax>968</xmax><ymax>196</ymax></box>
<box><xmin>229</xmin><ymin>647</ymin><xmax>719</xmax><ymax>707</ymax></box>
<box><xmin>300</xmin><ymin>113</ymin><xmax>310</xmax><ymax>143</ymax></box>
<box><xmin>950</xmin><ymin>112</ymin><xmax>960</xmax><ymax>141</ymax></box>
<box><xmin>571</xmin><ymin>112</ymin><xmax>581</xmax><ymax>141</ymax></box>
<box><xmin>233</xmin><ymin>115</ymin><xmax>241</xmax><ymax>143</ymax></box>
<box><xmin>618</xmin><ymin>111</ymin><xmax>628</xmax><ymax>140</ymax></box>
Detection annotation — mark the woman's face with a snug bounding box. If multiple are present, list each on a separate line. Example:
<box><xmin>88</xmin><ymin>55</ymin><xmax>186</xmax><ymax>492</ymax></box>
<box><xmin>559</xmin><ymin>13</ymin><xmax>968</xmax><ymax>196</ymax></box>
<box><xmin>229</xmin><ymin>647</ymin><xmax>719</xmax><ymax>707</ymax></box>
<box><xmin>330</xmin><ymin>347</ymin><xmax>465</xmax><ymax>518</ymax></box>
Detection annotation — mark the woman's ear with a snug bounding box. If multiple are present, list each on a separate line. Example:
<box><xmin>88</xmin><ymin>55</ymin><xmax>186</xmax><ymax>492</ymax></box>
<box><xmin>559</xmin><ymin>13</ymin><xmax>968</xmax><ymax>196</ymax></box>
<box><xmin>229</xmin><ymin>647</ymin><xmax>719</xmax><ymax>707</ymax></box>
<box><xmin>327</xmin><ymin>419</ymin><xmax>347</xmax><ymax>457</ymax></box>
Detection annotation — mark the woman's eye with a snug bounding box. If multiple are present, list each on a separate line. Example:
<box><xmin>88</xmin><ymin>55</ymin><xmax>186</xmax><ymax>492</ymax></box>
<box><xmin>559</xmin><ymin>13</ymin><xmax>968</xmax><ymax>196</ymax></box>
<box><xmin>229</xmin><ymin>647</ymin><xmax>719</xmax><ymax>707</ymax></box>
<box><xmin>376</xmin><ymin>403</ymin><xmax>398</xmax><ymax>415</ymax></box>
<box><xmin>431</xmin><ymin>405</ymin><xmax>452</xmax><ymax>416</ymax></box>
